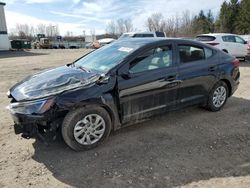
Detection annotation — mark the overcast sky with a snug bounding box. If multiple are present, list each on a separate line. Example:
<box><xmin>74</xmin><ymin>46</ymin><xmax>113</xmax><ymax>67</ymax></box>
<box><xmin>3</xmin><ymin>0</ymin><xmax>227</xmax><ymax>36</ymax></box>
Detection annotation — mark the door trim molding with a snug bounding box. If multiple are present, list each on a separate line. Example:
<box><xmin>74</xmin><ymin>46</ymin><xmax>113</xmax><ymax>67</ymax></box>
<box><xmin>119</xmin><ymin>79</ymin><xmax>171</xmax><ymax>97</ymax></box>
<box><xmin>123</xmin><ymin>104</ymin><xmax>167</xmax><ymax>119</ymax></box>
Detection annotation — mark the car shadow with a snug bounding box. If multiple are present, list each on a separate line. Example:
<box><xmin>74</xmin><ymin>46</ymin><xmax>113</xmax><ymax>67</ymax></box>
<box><xmin>240</xmin><ymin>61</ymin><xmax>250</xmax><ymax>67</ymax></box>
<box><xmin>32</xmin><ymin>96</ymin><xmax>250</xmax><ymax>187</ymax></box>
<box><xmin>0</xmin><ymin>50</ymin><xmax>47</xmax><ymax>59</ymax></box>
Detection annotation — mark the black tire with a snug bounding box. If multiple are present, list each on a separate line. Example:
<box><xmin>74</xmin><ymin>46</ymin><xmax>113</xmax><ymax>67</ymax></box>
<box><xmin>206</xmin><ymin>81</ymin><xmax>229</xmax><ymax>112</ymax></box>
<box><xmin>62</xmin><ymin>105</ymin><xmax>111</xmax><ymax>151</ymax></box>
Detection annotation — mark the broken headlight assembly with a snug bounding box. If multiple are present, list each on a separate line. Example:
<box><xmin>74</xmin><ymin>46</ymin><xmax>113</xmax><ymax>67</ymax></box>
<box><xmin>6</xmin><ymin>98</ymin><xmax>55</xmax><ymax>115</ymax></box>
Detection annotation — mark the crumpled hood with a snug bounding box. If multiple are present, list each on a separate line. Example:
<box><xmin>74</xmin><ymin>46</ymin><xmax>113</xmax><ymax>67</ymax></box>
<box><xmin>10</xmin><ymin>65</ymin><xmax>100</xmax><ymax>101</ymax></box>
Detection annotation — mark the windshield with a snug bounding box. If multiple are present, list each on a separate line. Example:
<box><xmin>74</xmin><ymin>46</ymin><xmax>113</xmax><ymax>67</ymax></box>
<box><xmin>74</xmin><ymin>42</ymin><xmax>138</xmax><ymax>73</ymax></box>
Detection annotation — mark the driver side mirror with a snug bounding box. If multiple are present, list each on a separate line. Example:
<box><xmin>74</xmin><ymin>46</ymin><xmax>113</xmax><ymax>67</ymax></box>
<box><xmin>244</xmin><ymin>40</ymin><xmax>248</xmax><ymax>44</ymax></box>
<box><xmin>121</xmin><ymin>72</ymin><xmax>132</xmax><ymax>79</ymax></box>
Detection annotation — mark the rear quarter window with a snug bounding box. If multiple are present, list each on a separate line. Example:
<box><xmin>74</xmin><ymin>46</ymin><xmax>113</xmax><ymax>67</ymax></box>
<box><xmin>204</xmin><ymin>48</ymin><xmax>214</xmax><ymax>59</ymax></box>
<box><xmin>155</xmin><ymin>31</ymin><xmax>165</xmax><ymax>37</ymax></box>
<box><xmin>134</xmin><ymin>34</ymin><xmax>154</xmax><ymax>37</ymax></box>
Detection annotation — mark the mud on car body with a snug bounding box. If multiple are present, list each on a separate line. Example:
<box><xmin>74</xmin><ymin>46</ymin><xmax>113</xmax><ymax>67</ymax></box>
<box><xmin>7</xmin><ymin>38</ymin><xmax>240</xmax><ymax>151</ymax></box>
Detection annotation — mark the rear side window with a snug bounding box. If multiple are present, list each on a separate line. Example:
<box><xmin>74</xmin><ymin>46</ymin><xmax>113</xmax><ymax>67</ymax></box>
<box><xmin>134</xmin><ymin>34</ymin><xmax>154</xmax><ymax>37</ymax></box>
<box><xmin>178</xmin><ymin>45</ymin><xmax>213</xmax><ymax>63</ymax></box>
<box><xmin>222</xmin><ymin>36</ymin><xmax>236</xmax><ymax>43</ymax></box>
<box><xmin>155</xmin><ymin>31</ymin><xmax>165</xmax><ymax>37</ymax></box>
<box><xmin>196</xmin><ymin>35</ymin><xmax>216</xmax><ymax>42</ymax></box>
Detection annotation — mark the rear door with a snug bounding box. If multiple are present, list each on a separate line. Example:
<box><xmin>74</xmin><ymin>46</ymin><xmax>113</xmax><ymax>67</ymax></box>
<box><xmin>177</xmin><ymin>42</ymin><xmax>219</xmax><ymax>107</ymax></box>
<box><xmin>117</xmin><ymin>43</ymin><xmax>180</xmax><ymax>123</ymax></box>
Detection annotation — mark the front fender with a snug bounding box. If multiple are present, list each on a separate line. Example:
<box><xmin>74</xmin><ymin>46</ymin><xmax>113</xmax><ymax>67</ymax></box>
<box><xmin>54</xmin><ymin>78</ymin><xmax>121</xmax><ymax>130</ymax></box>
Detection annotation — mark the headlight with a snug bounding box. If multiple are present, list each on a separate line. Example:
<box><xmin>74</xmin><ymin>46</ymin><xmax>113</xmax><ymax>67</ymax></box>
<box><xmin>6</xmin><ymin>98</ymin><xmax>55</xmax><ymax>115</ymax></box>
<box><xmin>6</xmin><ymin>90</ymin><xmax>10</xmax><ymax>97</ymax></box>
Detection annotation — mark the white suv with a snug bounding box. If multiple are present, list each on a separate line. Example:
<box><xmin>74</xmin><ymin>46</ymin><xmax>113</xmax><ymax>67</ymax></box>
<box><xmin>119</xmin><ymin>31</ymin><xmax>166</xmax><ymax>39</ymax></box>
<box><xmin>196</xmin><ymin>33</ymin><xmax>248</xmax><ymax>59</ymax></box>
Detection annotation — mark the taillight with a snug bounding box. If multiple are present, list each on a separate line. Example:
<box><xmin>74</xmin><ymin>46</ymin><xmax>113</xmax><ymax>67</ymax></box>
<box><xmin>248</xmin><ymin>41</ymin><xmax>250</xmax><ymax>50</ymax></box>
<box><xmin>207</xmin><ymin>42</ymin><xmax>220</xmax><ymax>46</ymax></box>
<box><xmin>232</xmin><ymin>59</ymin><xmax>240</xmax><ymax>67</ymax></box>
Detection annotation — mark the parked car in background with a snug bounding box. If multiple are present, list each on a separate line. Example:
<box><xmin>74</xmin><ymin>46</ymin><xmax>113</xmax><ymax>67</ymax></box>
<box><xmin>239</xmin><ymin>35</ymin><xmax>250</xmax><ymax>62</ymax></box>
<box><xmin>247</xmin><ymin>41</ymin><xmax>250</xmax><ymax>62</ymax></box>
<box><xmin>119</xmin><ymin>31</ymin><xmax>166</xmax><ymax>40</ymax></box>
<box><xmin>240</xmin><ymin>35</ymin><xmax>250</xmax><ymax>42</ymax></box>
<box><xmin>92</xmin><ymin>38</ymin><xmax>116</xmax><ymax>49</ymax></box>
<box><xmin>7</xmin><ymin>38</ymin><xmax>240</xmax><ymax>151</ymax></box>
<box><xmin>85</xmin><ymin>43</ymin><xmax>93</xmax><ymax>49</ymax></box>
<box><xmin>196</xmin><ymin>33</ymin><xmax>248</xmax><ymax>60</ymax></box>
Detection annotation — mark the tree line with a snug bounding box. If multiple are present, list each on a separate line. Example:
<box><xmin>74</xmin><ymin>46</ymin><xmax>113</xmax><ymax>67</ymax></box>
<box><xmin>9</xmin><ymin>24</ymin><xmax>60</xmax><ymax>41</ymax></box>
<box><xmin>9</xmin><ymin>0</ymin><xmax>250</xmax><ymax>40</ymax></box>
<box><xmin>106</xmin><ymin>0</ymin><xmax>250</xmax><ymax>37</ymax></box>
<box><xmin>105</xmin><ymin>18</ymin><xmax>134</xmax><ymax>37</ymax></box>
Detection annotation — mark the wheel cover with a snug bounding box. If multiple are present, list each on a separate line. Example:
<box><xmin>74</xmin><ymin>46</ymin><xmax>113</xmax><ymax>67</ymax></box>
<box><xmin>73</xmin><ymin>114</ymin><xmax>106</xmax><ymax>145</ymax></box>
<box><xmin>212</xmin><ymin>86</ymin><xmax>227</xmax><ymax>108</ymax></box>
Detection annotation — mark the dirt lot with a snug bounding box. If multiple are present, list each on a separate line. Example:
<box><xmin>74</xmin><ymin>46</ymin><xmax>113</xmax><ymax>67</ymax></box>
<box><xmin>0</xmin><ymin>49</ymin><xmax>250</xmax><ymax>188</ymax></box>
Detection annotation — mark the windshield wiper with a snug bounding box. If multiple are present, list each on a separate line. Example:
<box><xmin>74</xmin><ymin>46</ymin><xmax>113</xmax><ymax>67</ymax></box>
<box><xmin>76</xmin><ymin>66</ymin><xmax>91</xmax><ymax>73</ymax></box>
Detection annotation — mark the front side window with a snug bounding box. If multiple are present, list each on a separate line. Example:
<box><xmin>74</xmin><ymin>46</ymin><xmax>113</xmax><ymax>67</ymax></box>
<box><xmin>129</xmin><ymin>46</ymin><xmax>173</xmax><ymax>74</ymax></box>
<box><xmin>222</xmin><ymin>36</ymin><xmax>236</xmax><ymax>43</ymax></box>
<box><xmin>235</xmin><ymin>36</ymin><xmax>245</xmax><ymax>44</ymax></box>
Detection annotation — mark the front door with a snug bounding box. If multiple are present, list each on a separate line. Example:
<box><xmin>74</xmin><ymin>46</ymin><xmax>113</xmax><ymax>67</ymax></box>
<box><xmin>117</xmin><ymin>44</ymin><xmax>180</xmax><ymax>123</ymax></box>
<box><xmin>234</xmin><ymin>36</ymin><xmax>248</xmax><ymax>57</ymax></box>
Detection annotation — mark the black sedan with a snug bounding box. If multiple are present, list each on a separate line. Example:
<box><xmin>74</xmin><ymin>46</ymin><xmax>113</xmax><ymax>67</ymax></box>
<box><xmin>7</xmin><ymin>38</ymin><xmax>240</xmax><ymax>151</ymax></box>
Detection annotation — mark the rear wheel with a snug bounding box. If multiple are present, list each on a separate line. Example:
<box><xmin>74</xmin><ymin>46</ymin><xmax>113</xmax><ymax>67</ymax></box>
<box><xmin>62</xmin><ymin>106</ymin><xmax>111</xmax><ymax>151</ymax></box>
<box><xmin>206</xmin><ymin>81</ymin><xmax>229</xmax><ymax>112</ymax></box>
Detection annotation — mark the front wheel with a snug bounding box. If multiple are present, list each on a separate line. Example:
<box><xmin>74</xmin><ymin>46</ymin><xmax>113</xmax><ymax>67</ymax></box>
<box><xmin>62</xmin><ymin>106</ymin><xmax>111</xmax><ymax>151</ymax></box>
<box><xmin>206</xmin><ymin>81</ymin><xmax>229</xmax><ymax>112</ymax></box>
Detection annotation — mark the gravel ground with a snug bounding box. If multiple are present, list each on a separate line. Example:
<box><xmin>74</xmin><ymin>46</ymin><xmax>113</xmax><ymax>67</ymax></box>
<box><xmin>0</xmin><ymin>49</ymin><xmax>250</xmax><ymax>188</ymax></box>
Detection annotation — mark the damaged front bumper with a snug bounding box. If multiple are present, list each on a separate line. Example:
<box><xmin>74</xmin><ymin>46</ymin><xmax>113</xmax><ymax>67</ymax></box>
<box><xmin>11</xmin><ymin>113</ymin><xmax>46</xmax><ymax>138</ymax></box>
<box><xmin>7</xmin><ymin>97</ymin><xmax>62</xmax><ymax>141</ymax></box>
<box><xmin>11</xmin><ymin>111</ymin><xmax>63</xmax><ymax>143</ymax></box>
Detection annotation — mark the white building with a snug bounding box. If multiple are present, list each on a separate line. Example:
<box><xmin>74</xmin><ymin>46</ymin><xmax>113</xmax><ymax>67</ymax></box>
<box><xmin>0</xmin><ymin>2</ymin><xmax>10</xmax><ymax>51</ymax></box>
<box><xmin>85</xmin><ymin>35</ymin><xmax>96</xmax><ymax>43</ymax></box>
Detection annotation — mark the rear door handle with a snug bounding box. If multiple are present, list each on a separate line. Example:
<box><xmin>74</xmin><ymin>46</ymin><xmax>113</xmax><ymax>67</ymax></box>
<box><xmin>209</xmin><ymin>66</ymin><xmax>216</xmax><ymax>72</ymax></box>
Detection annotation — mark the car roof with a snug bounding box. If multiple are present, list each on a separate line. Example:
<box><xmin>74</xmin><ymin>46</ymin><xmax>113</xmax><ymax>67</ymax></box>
<box><xmin>116</xmin><ymin>37</ymin><xmax>192</xmax><ymax>44</ymax></box>
<box><xmin>122</xmin><ymin>32</ymin><xmax>156</xmax><ymax>35</ymax></box>
<box><xmin>112</xmin><ymin>38</ymin><xmax>217</xmax><ymax>53</ymax></box>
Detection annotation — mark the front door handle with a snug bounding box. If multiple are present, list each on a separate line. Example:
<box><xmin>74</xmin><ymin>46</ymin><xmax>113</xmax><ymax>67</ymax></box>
<box><xmin>165</xmin><ymin>75</ymin><xmax>177</xmax><ymax>82</ymax></box>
